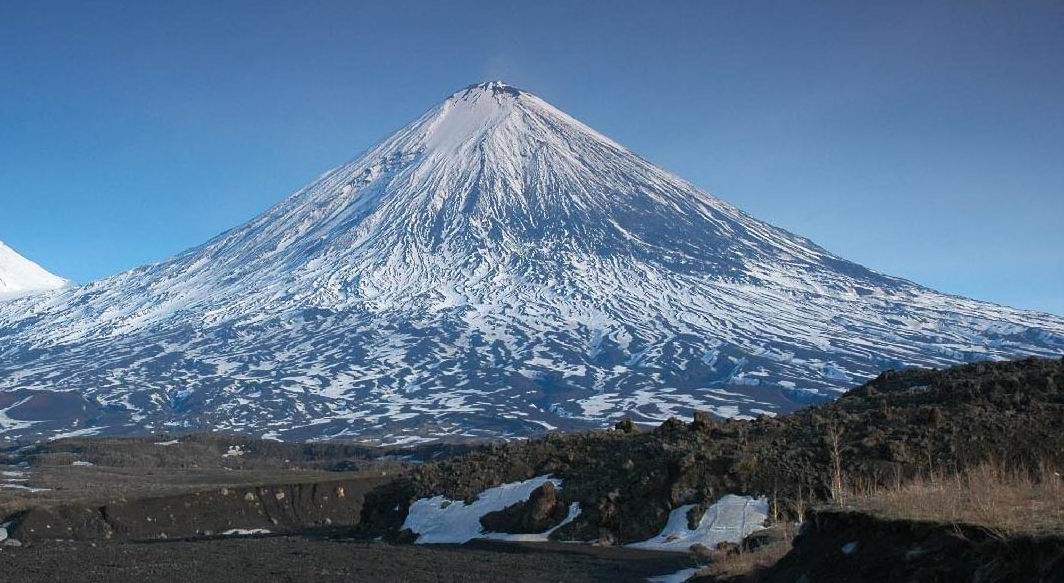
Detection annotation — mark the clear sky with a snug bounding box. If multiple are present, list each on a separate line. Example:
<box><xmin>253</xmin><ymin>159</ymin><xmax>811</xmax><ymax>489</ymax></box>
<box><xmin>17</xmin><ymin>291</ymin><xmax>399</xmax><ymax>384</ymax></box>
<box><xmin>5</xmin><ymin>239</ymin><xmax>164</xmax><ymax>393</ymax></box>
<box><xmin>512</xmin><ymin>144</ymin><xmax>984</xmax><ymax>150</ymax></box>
<box><xmin>2</xmin><ymin>1</ymin><xmax>1062</xmax><ymax>315</ymax></box>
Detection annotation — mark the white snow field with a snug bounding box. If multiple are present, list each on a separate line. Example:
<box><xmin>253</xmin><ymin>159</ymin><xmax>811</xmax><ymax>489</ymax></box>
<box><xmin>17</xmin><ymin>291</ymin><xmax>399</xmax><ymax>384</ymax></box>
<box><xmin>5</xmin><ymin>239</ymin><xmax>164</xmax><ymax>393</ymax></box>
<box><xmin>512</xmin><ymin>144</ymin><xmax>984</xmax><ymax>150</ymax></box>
<box><xmin>628</xmin><ymin>495</ymin><xmax>769</xmax><ymax>552</ymax></box>
<box><xmin>402</xmin><ymin>474</ymin><xmax>580</xmax><ymax>544</ymax></box>
<box><xmin>0</xmin><ymin>81</ymin><xmax>1062</xmax><ymax>442</ymax></box>
<box><xmin>0</xmin><ymin>241</ymin><xmax>66</xmax><ymax>300</ymax></box>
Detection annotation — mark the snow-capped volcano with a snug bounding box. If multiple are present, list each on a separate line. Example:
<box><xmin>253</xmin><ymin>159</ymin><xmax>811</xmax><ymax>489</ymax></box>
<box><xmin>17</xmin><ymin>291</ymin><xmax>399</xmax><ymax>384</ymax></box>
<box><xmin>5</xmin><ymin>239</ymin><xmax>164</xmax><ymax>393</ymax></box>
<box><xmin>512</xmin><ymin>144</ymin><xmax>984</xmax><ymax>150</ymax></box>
<box><xmin>0</xmin><ymin>82</ymin><xmax>1061</xmax><ymax>443</ymax></box>
<box><xmin>0</xmin><ymin>241</ymin><xmax>67</xmax><ymax>300</ymax></box>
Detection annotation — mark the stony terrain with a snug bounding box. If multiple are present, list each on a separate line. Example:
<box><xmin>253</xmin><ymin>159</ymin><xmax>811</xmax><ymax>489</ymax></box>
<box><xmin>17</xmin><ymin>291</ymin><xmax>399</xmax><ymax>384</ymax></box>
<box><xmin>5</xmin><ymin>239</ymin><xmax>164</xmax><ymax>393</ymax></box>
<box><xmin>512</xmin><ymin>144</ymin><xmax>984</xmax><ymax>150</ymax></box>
<box><xmin>0</xmin><ymin>433</ymin><xmax>481</xmax><ymax>540</ymax></box>
<box><xmin>0</xmin><ymin>357</ymin><xmax>1061</xmax><ymax>581</ymax></box>
<box><xmin>0</xmin><ymin>433</ymin><xmax>691</xmax><ymax>582</ymax></box>
<box><xmin>365</xmin><ymin>357</ymin><xmax>1064</xmax><ymax>544</ymax></box>
<box><xmin>0</xmin><ymin>537</ymin><xmax>695</xmax><ymax>583</ymax></box>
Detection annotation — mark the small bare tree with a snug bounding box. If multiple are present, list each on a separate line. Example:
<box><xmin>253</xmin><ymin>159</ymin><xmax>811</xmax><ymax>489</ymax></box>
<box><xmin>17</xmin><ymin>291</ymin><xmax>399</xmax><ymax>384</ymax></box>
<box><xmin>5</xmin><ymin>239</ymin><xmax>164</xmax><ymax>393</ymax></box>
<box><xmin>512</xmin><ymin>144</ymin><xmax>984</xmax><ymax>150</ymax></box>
<box><xmin>827</xmin><ymin>423</ymin><xmax>846</xmax><ymax>503</ymax></box>
<box><xmin>790</xmin><ymin>483</ymin><xmax>807</xmax><ymax>523</ymax></box>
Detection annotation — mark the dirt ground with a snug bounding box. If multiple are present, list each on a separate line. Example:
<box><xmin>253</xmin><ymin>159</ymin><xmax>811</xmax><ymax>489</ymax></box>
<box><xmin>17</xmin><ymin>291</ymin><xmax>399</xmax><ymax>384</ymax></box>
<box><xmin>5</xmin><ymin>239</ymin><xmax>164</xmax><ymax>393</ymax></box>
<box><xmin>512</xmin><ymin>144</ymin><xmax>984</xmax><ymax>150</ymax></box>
<box><xmin>0</xmin><ymin>536</ymin><xmax>695</xmax><ymax>583</ymax></box>
<box><xmin>0</xmin><ymin>463</ymin><xmax>371</xmax><ymax>502</ymax></box>
<box><xmin>0</xmin><ymin>439</ymin><xmax>694</xmax><ymax>582</ymax></box>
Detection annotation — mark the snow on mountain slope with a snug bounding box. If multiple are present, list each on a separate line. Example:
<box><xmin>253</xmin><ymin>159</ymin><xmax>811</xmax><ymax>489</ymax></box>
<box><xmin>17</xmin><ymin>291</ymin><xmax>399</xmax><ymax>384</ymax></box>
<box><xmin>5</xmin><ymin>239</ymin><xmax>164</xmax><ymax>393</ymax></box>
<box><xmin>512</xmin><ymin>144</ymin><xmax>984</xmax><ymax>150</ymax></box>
<box><xmin>0</xmin><ymin>241</ymin><xmax>67</xmax><ymax>300</ymax></box>
<box><xmin>0</xmin><ymin>82</ymin><xmax>1062</xmax><ymax>443</ymax></box>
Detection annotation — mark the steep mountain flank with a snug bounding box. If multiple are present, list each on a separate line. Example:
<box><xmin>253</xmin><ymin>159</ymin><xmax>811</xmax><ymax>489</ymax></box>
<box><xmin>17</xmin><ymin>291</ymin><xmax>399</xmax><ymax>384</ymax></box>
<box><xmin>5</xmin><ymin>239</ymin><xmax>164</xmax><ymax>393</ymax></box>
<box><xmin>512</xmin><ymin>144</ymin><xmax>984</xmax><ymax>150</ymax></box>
<box><xmin>1</xmin><ymin>82</ymin><xmax>1061</xmax><ymax>442</ymax></box>
<box><xmin>0</xmin><ymin>241</ymin><xmax>66</xmax><ymax>300</ymax></box>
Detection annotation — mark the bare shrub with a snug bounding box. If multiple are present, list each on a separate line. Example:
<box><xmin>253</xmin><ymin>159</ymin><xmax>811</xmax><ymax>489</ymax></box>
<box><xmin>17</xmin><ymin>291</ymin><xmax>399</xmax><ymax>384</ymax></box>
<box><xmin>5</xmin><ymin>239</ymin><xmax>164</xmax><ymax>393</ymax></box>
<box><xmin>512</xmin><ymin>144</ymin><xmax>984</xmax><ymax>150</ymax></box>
<box><xmin>789</xmin><ymin>483</ymin><xmax>807</xmax><ymax>524</ymax></box>
<box><xmin>826</xmin><ymin>423</ymin><xmax>846</xmax><ymax>503</ymax></box>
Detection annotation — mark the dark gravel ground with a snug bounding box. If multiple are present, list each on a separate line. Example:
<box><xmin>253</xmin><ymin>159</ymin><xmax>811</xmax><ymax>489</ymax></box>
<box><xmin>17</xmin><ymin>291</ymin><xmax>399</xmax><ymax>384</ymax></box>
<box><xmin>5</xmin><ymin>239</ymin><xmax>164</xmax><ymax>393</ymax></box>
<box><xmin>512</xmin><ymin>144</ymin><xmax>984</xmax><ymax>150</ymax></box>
<box><xmin>0</xmin><ymin>536</ymin><xmax>694</xmax><ymax>583</ymax></box>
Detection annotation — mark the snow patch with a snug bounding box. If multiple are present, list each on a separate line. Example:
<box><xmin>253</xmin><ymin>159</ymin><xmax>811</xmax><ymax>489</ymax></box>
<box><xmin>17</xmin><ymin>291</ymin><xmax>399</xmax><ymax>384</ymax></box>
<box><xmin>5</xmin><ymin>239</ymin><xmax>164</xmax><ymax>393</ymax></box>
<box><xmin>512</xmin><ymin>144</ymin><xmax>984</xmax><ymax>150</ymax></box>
<box><xmin>222</xmin><ymin>528</ymin><xmax>272</xmax><ymax>536</ymax></box>
<box><xmin>628</xmin><ymin>495</ymin><xmax>769</xmax><ymax>552</ymax></box>
<box><xmin>647</xmin><ymin>568</ymin><xmax>700</xmax><ymax>583</ymax></box>
<box><xmin>402</xmin><ymin>475</ymin><xmax>575</xmax><ymax>544</ymax></box>
<box><xmin>48</xmin><ymin>427</ymin><xmax>103</xmax><ymax>440</ymax></box>
<box><xmin>0</xmin><ymin>484</ymin><xmax>51</xmax><ymax>493</ymax></box>
<box><xmin>261</xmin><ymin>431</ymin><xmax>283</xmax><ymax>442</ymax></box>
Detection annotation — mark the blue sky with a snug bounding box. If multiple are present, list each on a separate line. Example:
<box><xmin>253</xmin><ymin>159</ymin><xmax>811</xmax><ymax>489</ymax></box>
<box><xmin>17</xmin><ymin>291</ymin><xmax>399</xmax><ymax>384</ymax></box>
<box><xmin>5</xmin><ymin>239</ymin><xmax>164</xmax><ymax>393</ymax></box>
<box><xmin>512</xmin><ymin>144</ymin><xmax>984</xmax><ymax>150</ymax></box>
<box><xmin>1</xmin><ymin>1</ymin><xmax>1062</xmax><ymax>315</ymax></box>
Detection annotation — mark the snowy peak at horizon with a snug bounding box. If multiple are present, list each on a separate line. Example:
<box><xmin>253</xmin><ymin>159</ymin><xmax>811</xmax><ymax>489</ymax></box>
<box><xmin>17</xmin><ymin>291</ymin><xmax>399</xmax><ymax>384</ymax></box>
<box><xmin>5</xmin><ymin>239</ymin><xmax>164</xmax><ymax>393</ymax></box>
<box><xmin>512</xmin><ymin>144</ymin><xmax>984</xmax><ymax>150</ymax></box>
<box><xmin>419</xmin><ymin>80</ymin><xmax>629</xmax><ymax>154</ymax></box>
<box><xmin>0</xmin><ymin>81</ymin><xmax>1062</xmax><ymax>444</ymax></box>
<box><xmin>218</xmin><ymin>77</ymin><xmax>865</xmax><ymax>294</ymax></box>
<box><xmin>0</xmin><ymin>240</ymin><xmax>67</xmax><ymax>300</ymax></box>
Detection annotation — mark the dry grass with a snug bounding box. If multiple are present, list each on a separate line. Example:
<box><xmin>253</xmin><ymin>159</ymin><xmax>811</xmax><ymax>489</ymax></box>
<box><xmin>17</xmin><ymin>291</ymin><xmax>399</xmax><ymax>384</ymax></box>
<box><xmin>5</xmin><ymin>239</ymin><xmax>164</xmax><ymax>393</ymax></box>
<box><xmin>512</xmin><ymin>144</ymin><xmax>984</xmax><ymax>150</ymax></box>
<box><xmin>700</xmin><ymin>543</ymin><xmax>791</xmax><ymax>581</ymax></box>
<box><xmin>842</xmin><ymin>459</ymin><xmax>1064</xmax><ymax>537</ymax></box>
<box><xmin>696</xmin><ymin>524</ymin><xmax>796</xmax><ymax>581</ymax></box>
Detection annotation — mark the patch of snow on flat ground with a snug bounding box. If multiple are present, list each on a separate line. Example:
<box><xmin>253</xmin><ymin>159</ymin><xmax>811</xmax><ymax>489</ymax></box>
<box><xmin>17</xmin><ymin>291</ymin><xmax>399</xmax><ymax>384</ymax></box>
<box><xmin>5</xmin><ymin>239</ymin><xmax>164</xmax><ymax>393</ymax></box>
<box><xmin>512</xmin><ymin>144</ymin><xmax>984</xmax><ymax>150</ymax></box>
<box><xmin>0</xmin><ymin>483</ymin><xmax>51</xmax><ymax>492</ymax></box>
<box><xmin>222</xmin><ymin>528</ymin><xmax>272</xmax><ymax>536</ymax></box>
<box><xmin>403</xmin><ymin>475</ymin><xmax>575</xmax><ymax>544</ymax></box>
<box><xmin>646</xmin><ymin>567</ymin><xmax>700</xmax><ymax>583</ymax></box>
<box><xmin>0</xmin><ymin>468</ymin><xmax>48</xmax><ymax>492</ymax></box>
<box><xmin>628</xmin><ymin>494</ymin><xmax>768</xmax><ymax>552</ymax></box>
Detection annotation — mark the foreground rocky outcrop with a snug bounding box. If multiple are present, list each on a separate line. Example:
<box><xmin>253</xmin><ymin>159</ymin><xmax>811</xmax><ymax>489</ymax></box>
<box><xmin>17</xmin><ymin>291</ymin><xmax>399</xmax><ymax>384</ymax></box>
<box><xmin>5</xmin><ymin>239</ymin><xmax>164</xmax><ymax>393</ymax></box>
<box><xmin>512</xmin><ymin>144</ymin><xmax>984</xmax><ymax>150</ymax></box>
<box><xmin>480</xmin><ymin>482</ymin><xmax>570</xmax><ymax>534</ymax></box>
<box><xmin>361</xmin><ymin>357</ymin><xmax>1064</xmax><ymax>545</ymax></box>
<box><xmin>747</xmin><ymin>509</ymin><xmax>1064</xmax><ymax>583</ymax></box>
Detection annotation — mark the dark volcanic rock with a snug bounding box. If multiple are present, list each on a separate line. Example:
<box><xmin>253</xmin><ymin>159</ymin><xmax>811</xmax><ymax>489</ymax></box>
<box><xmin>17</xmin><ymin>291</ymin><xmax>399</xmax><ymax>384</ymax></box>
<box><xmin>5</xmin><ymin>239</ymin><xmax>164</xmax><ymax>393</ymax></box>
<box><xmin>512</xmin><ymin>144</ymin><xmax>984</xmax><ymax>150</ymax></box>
<box><xmin>362</xmin><ymin>358</ymin><xmax>1064</xmax><ymax>545</ymax></box>
<box><xmin>480</xmin><ymin>482</ymin><xmax>568</xmax><ymax>534</ymax></box>
<box><xmin>754</xmin><ymin>509</ymin><xmax>1064</xmax><ymax>583</ymax></box>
